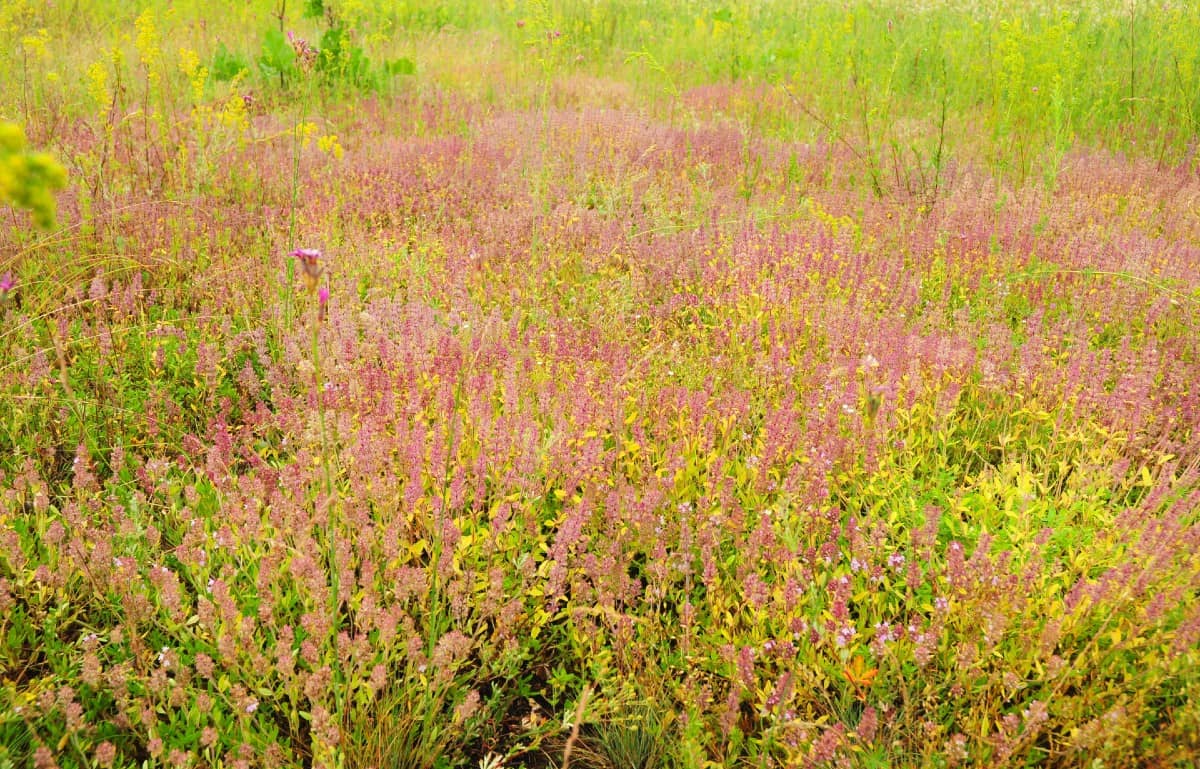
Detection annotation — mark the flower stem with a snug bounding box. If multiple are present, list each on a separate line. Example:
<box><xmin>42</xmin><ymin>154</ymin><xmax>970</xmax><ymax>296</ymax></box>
<box><xmin>310</xmin><ymin>299</ymin><xmax>344</xmax><ymax>744</ymax></box>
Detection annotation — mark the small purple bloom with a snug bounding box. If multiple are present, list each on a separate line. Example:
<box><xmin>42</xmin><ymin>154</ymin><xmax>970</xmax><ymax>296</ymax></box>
<box><xmin>0</xmin><ymin>272</ymin><xmax>13</xmax><ymax>293</ymax></box>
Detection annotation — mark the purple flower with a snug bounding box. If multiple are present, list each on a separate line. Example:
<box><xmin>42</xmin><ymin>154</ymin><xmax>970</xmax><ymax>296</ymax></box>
<box><xmin>0</xmin><ymin>272</ymin><xmax>13</xmax><ymax>293</ymax></box>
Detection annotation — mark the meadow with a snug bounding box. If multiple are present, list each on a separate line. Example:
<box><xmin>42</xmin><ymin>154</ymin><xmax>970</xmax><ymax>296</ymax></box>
<box><xmin>2</xmin><ymin>0</ymin><xmax>1200</xmax><ymax>766</ymax></box>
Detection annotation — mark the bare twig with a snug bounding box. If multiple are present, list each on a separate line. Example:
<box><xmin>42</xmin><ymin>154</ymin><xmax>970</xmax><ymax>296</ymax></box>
<box><xmin>779</xmin><ymin>82</ymin><xmax>874</xmax><ymax>173</ymax></box>
<box><xmin>560</xmin><ymin>685</ymin><xmax>592</xmax><ymax>769</ymax></box>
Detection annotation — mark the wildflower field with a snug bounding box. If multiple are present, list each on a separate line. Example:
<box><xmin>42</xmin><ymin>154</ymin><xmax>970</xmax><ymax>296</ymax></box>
<box><xmin>3</xmin><ymin>0</ymin><xmax>1200</xmax><ymax>766</ymax></box>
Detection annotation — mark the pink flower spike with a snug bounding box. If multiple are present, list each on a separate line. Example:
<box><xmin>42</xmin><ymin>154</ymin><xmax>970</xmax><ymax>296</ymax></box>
<box><xmin>0</xmin><ymin>272</ymin><xmax>13</xmax><ymax>293</ymax></box>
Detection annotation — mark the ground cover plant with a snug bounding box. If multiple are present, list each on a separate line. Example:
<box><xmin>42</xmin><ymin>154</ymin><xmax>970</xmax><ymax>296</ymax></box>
<box><xmin>2</xmin><ymin>0</ymin><xmax>1199</xmax><ymax>767</ymax></box>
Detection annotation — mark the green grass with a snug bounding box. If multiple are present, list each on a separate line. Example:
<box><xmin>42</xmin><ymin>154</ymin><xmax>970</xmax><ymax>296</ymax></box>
<box><xmin>4</xmin><ymin>0</ymin><xmax>1200</xmax><ymax>178</ymax></box>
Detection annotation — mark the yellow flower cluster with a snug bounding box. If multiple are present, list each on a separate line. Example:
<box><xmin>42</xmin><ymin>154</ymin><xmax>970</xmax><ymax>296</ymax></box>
<box><xmin>219</xmin><ymin>86</ymin><xmax>251</xmax><ymax>142</ymax></box>
<box><xmin>86</xmin><ymin>61</ymin><xmax>110</xmax><ymax>107</ymax></box>
<box><xmin>297</xmin><ymin>121</ymin><xmax>320</xmax><ymax>149</ymax></box>
<box><xmin>317</xmin><ymin>133</ymin><xmax>345</xmax><ymax>160</ymax></box>
<box><xmin>20</xmin><ymin>28</ymin><xmax>50</xmax><ymax>60</ymax></box>
<box><xmin>134</xmin><ymin>9</ymin><xmax>162</xmax><ymax>82</ymax></box>
<box><xmin>0</xmin><ymin>122</ymin><xmax>67</xmax><ymax>229</ymax></box>
<box><xmin>178</xmin><ymin>46</ymin><xmax>209</xmax><ymax>104</ymax></box>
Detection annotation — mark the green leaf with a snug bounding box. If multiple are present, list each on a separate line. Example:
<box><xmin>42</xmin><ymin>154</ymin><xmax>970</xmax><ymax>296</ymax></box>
<box><xmin>258</xmin><ymin>27</ymin><xmax>297</xmax><ymax>81</ymax></box>
<box><xmin>316</xmin><ymin>26</ymin><xmax>374</xmax><ymax>87</ymax></box>
<box><xmin>386</xmin><ymin>57</ymin><xmax>416</xmax><ymax>76</ymax></box>
<box><xmin>211</xmin><ymin>42</ymin><xmax>249</xmax><ymax>81</ymax></box>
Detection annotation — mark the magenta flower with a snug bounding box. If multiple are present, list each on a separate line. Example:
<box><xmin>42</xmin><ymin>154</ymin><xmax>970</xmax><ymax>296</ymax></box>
<box><xmin>287</xmin><ymin>31</ymin><xmax>317</xmax><ymax>69</ymax></box>
<box><xmin>291</xmin><ymin>248</ymin><xmax>323</xmax><ymax>291</ymax></box>
<box><xmin>0</xmin><ymin>272</ymin><xmax>13</xmax><ymax>293</ymax></box>
<box><xmin>291</xmin><ymin>247</ymin><xmax>322</xmax><ymax>271</ymax></box>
